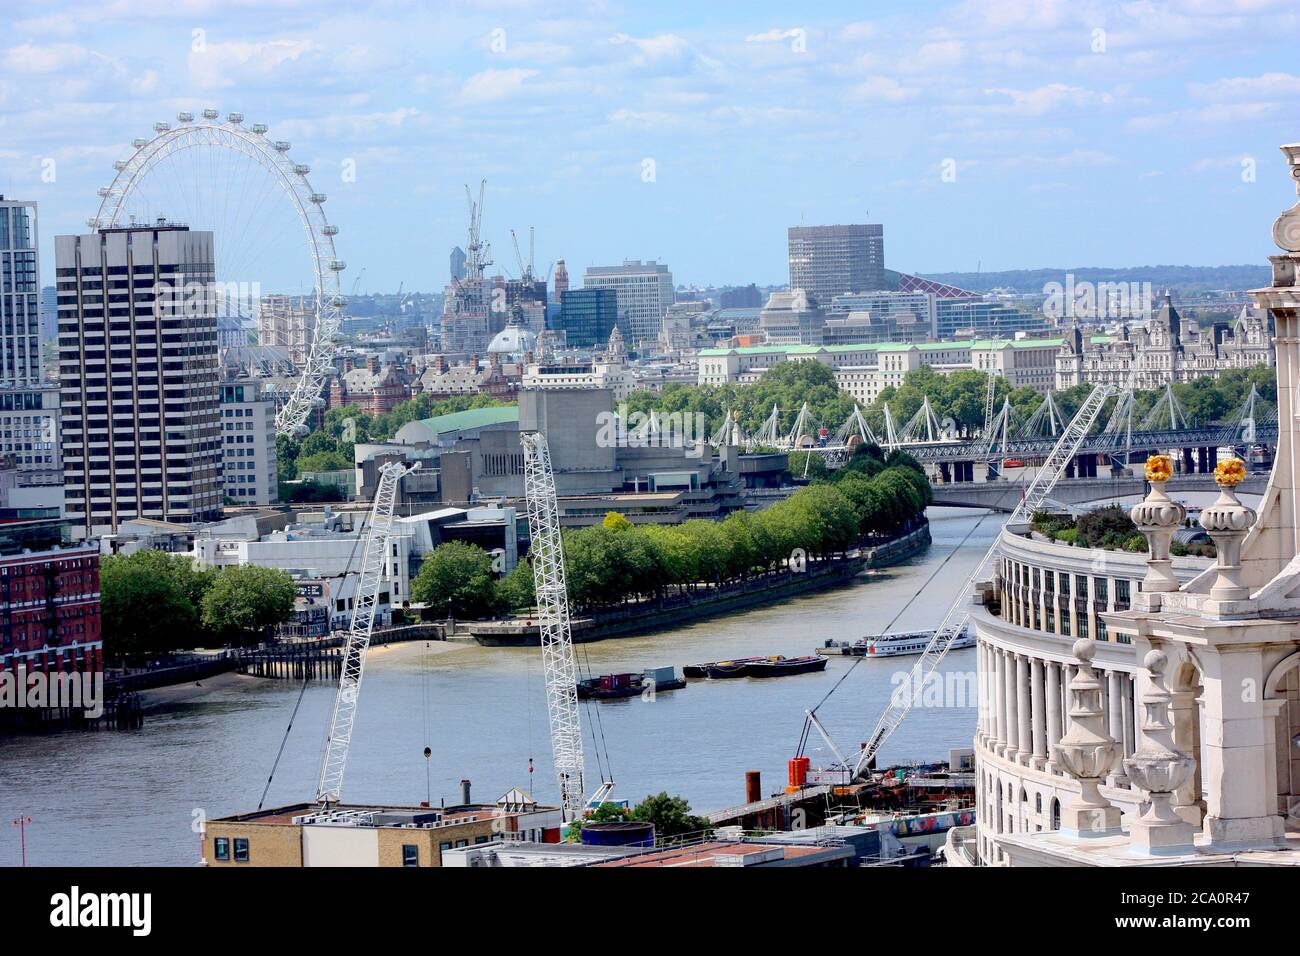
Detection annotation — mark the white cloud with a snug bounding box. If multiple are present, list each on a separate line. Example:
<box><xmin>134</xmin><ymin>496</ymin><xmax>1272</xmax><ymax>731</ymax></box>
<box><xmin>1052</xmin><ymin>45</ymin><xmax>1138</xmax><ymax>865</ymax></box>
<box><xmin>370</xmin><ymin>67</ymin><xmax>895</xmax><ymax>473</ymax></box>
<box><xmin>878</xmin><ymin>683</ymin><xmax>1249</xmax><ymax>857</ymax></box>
<box><xmin>981</xmin><ymin>83</ymin><xmax>1111</xmax><ymax>115</ymax></box>
<box><xmin>852</xmin><ymin>77</ymin><xmax>918</xmax><ymax>102</ymax></box>
<box><xmin>461</xmin><ymin>68</ymin><xmax>538</xmax><ymax>103</ymax></box>
<box><xmin>187</xmin><ymin>39</ymin><xmax>319</xmax><ymax>90</ymax></box>
<box><xmin>1189</xmin><ymin>71</ymin><xmax>1300</xmax><ymax>101</ymax></box>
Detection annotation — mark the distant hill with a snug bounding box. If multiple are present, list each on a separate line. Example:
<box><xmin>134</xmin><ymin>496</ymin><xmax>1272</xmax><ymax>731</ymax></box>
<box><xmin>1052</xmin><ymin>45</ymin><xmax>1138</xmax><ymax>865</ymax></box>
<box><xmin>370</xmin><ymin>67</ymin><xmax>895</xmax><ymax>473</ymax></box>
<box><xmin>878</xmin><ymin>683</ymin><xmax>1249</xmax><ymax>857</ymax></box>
<box><xmin>909</xmin><ymin>265</ymin><xmax>1270</xmax><ymax>296</ymax></box>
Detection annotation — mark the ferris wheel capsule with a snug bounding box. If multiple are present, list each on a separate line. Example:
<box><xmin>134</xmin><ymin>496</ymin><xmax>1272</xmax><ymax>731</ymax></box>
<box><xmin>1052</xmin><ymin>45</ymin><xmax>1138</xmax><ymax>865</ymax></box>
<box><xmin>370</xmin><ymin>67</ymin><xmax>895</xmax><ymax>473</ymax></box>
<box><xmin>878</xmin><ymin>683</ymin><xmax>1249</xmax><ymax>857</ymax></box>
<box><xmin>322</xmin><ymin>225</ymin><xmax>338</xmax><ymax>236</ymax></box>
<box><xmin>331</xmin><ymin>295</ymin><xmax>347</xmax><ymax>307</ymax></box>
<box><xmin>273</xmin><ymin>141</ymin><xmax>291</xmax><ymax>152</ymax></box>
<box><xmin>251</xmin><ymin>123</ymin><xmax>268</xmax><ymax>135</ymax></box>
<box><xmin>132</xmin><ymin>138</ymin><xmax>148</xmax><ymax>149</ymax></box>
<box><xmin>97</xmin><ymin>187</ymin><xmax>112</xmax><ymax>198</ymax></box>
<box><xmin>113</xmin><ymin>161</ymin><xmax>128</xmax><ymax>172</ymax></box>
<box><xmin>176</xmin><ymin>111</ymin><xmax>194</xmax><ymax>124</ymax></box>
<box><xmin>329</xmin><ymin>260</ymin><xmax>346</xmax><ymax>271</ymax></box>
<box><xmin>202</xmin><ymin>109</ymin><xmax>220</xmax><ymax>120</ymax></box>
<box><xmin>86</xmin><ymin>218</ymin><xmax>101</xmax><ymax>230</ymax></box>
<box><xmin>227</xmin><ymin>112</ymin><xmax>244</xmax><ymax>124</ymax></box>
<box><xmin>153</xmin><ymin>122</ymin><xmax>170</xmax><ymax>133</ymax></box>
<box><xmin>293</xmin><ymin>164</ymin><xmax>310</xmax><ymax>175</ymax></box>
<box><xmin>309</xmin><ymin>192</ymin><xmax>326</xmax><ymax>204</ymax></box>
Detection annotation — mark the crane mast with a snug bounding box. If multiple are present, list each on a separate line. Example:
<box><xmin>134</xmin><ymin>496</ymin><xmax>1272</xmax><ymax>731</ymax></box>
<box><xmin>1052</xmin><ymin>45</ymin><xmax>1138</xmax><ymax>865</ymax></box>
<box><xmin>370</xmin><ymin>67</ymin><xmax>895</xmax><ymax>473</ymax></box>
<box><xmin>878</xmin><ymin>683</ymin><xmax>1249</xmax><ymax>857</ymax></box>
<box><xmin>850</xmin><ymin>381</ymin><xmax>1118</xmax><ymax>780</ymax></box>
<box><xmin>316</xmin><ymin>460</ymin><xmax>418</xmax><ymax>805</ymax></box>
<box><xmin>519</xmin><ymin>431</ymin><xmax>589</xmax><ymax>822</ymax></box>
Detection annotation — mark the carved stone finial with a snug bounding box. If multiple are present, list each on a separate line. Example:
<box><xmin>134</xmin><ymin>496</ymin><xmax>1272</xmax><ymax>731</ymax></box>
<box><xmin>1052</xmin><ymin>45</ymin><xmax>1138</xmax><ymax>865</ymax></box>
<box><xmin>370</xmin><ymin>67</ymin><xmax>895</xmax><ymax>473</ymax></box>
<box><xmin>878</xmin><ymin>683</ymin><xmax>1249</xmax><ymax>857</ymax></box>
<box><xmin>1271</xmin><ymin>144</ymin><xmax>1300</xmax><ymax>253</ymax></box>
<box><xmin>1130</xmin><ymin>457</ymin><xmax>1185</xmax><ymax>603</ymax></box>
<box><xmin>1050</xmin><ymin>639</ymin><xmax>1123</xmax><ymax>838</ymax></box>
<box><xmin>1199</xmin><ymin>459</ymin><xmax>1257</xmax><ymax>604</ymax></box>
<box><xmin>1123</xmin><ymin>649</ymin><xmax>1197</xmax><ymax>854</ymax></box>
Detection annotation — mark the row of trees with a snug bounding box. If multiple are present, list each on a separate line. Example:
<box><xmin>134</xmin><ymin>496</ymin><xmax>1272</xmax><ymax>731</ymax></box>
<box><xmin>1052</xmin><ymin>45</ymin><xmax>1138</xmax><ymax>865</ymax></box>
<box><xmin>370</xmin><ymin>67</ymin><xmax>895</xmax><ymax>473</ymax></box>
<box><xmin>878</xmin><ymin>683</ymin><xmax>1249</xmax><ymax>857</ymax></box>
<box><xmin>101</xmin><ymin>550</ymin><xmax>297</xmax><ymax>662</ymax></box>
<box><xmin>410</xmin><ymin>446</ymin><xmax>931</xmax><ymax>618</ymax></box>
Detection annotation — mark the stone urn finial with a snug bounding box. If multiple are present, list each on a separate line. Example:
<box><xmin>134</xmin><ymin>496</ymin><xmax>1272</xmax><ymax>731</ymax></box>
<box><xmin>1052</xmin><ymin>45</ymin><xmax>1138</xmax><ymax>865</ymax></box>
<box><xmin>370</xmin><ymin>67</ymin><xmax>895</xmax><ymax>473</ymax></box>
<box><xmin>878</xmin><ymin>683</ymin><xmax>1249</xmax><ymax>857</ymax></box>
<box><xmin>1050</xmin><ymin>639</ymin><xmax>1123</xmax><ymax>837</ymax></box>
<box><xmin>1199</xmin><ymin>458</ymin><xmax>1256</xmax><ymax>604</ymax></box>
<box><xmin>1123</xmin><ymin>649</ymin><xmax>1197</xmax><ymax>854</ymax></box>
<box><xmin>1130</xmin><ymin>455</ymin><xmax>1185</xmax><ymax>600</ymax></box>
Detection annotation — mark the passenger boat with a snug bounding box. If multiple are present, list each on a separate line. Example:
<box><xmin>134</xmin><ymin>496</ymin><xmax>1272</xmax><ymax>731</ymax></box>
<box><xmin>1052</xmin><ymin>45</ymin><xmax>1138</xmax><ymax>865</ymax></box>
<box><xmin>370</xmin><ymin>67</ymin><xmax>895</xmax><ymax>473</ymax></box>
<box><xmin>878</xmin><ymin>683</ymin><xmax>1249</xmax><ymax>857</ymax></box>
<box><xmin>855</xmin><ymin>627</ymin><xmax>975</xmax><ymax>658</ymax></box>
<box><xmin>576</xmin><ymin>666</ymin><xmax>686</xmax><ymax>700</ymax></box>
<box><xmin>743</xmin><ymin>655</ymin><xmax>828</xmax><ymax>678</ymax></box>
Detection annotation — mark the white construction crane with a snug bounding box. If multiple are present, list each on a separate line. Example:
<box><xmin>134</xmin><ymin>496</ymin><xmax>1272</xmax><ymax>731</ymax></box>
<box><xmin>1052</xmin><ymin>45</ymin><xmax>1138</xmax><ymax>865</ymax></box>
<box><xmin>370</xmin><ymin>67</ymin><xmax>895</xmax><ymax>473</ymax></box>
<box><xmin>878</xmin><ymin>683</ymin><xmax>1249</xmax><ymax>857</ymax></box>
<box><xmin>847</xmin><ymin>380</ymin><xmax>1119</xmax><ymax>780</ymax></box>
<box><xmin>464</xmin><ymin>179</ymin><xmax>492</xmax><ymax>281</ymax></box>
<box><xmin>520</xmin><ymin>431</ymin><xmax>611</xmax><ymax>822</ymax></box>
<box><xmin>316</xmin><ymin>460</ymin><xmax>419</xmax><ymax>805</ymax></box>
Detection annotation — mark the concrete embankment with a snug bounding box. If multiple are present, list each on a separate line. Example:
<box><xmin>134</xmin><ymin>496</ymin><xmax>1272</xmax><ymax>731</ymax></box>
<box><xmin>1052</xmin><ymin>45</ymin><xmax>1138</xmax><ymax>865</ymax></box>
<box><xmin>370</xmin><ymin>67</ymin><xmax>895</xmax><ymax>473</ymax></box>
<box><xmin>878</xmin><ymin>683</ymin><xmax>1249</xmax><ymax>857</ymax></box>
<box><xmin>470</xmin><ymin>519</ymin><xmax>933</xmax><ymax>647</ymax></box>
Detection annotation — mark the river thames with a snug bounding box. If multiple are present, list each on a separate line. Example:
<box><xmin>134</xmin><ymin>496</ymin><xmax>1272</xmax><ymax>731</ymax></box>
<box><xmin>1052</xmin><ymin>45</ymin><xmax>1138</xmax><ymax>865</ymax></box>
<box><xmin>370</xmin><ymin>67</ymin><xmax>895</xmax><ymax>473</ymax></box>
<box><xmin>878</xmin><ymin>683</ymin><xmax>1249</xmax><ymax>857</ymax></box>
<box><xmin>0</xmin><ymin>507</ymin><xmax>997</xmax><ymax>866</ymax></box>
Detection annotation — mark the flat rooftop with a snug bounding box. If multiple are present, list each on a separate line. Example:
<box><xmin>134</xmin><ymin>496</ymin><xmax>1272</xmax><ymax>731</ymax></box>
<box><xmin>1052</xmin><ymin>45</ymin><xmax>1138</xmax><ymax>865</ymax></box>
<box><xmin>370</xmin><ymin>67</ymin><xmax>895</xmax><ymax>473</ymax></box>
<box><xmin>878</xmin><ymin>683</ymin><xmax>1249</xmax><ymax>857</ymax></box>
<box><xmin>212</xmin><ymin>802</ymin><xmax>551</xmax><ymax>828</ymax></box>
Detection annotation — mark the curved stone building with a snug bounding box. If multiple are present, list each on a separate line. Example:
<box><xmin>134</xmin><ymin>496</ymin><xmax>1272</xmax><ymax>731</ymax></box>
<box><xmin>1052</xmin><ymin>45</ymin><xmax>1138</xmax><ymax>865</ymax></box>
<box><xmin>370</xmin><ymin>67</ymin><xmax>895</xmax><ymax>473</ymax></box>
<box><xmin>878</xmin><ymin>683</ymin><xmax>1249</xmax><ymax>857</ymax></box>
<box><xmin>956</xmin><ymin>142</ymin><xmax>1300</xmax><ymax>867</ymax></box>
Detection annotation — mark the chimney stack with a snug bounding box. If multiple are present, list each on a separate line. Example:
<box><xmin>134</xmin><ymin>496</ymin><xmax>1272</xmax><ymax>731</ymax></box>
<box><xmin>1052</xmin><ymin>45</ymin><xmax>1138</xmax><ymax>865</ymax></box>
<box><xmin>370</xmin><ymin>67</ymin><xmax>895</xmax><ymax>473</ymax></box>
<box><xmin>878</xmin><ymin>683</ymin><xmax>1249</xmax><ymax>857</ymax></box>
<box><xmin>460</xmin><ymin>779</ymin><xmax>472</xmax><ymax>804</ymax></box>
<box><xmin>745</xmin><ymin>770</ymin><xmax>762</xmax><ymax>804</ymax></box>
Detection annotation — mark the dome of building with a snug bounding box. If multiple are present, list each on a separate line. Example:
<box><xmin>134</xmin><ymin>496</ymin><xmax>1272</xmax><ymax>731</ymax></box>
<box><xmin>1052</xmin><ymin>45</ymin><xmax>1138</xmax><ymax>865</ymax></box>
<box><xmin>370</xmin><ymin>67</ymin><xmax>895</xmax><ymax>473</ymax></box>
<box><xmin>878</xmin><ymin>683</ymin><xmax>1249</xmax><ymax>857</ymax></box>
<box><xmin>486</xmin><ymin>324</ymin><xmax>537</xmax><ymax>361</ymax></box>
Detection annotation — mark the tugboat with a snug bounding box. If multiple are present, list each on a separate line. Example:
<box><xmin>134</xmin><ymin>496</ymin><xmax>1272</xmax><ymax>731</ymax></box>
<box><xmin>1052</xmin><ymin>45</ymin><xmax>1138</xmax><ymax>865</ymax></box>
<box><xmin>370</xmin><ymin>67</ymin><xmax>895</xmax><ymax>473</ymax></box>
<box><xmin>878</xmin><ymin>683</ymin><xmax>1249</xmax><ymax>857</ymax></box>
<box><xmin>576</xmin><ymin>666</ymin><xmax>685</xmax><ymax>700</ymax></box>
<box><xmin>743</xmin><ymin>655</ymin><xmax>828</xmax><ymax>677</ymax></box>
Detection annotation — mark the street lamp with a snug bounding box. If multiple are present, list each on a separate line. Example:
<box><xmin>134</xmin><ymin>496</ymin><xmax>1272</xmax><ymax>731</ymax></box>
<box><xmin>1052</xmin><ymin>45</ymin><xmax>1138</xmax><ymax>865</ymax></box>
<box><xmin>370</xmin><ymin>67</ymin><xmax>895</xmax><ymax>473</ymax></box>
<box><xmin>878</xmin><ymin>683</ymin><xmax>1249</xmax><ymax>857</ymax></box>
<box><xmin>11</xmin><ymin>815</ymin><xmax>31</xmax><ymax>867</ymax></box>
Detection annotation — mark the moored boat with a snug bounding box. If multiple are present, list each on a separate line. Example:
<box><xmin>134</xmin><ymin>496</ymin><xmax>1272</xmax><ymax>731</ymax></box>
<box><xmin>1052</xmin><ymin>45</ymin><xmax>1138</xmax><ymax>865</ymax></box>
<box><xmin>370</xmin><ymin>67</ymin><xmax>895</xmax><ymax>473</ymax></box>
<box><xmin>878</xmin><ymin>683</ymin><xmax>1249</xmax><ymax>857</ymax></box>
<box><xmin>858</xmin><ymin>626</ymin><xmax>975</xmax><ymax>658</ymax></box>
<box><xmin>684</xmin><ymin>656</ymin><xmax>764</xmax><ymax>679</ymax></box>
<box><xmin>576</xmin><ymin>666</ymin><xmax>686</xmax><ymax>700</ymax></box>
<box><xmin>744</xmin><ymin>655</ymin><xmax>828</xmax><ymax>678</ymax></box>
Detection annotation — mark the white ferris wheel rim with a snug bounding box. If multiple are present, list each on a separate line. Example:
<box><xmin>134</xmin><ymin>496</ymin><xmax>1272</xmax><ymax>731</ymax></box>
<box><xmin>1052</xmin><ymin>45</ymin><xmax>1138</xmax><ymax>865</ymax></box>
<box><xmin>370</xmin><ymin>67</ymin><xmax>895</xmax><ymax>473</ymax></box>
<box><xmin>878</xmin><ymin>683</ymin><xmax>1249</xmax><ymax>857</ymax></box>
<box><xmin>90</xmin><ymin>110</ymin><xmax>345</xmax><ymax>437</ymax></box>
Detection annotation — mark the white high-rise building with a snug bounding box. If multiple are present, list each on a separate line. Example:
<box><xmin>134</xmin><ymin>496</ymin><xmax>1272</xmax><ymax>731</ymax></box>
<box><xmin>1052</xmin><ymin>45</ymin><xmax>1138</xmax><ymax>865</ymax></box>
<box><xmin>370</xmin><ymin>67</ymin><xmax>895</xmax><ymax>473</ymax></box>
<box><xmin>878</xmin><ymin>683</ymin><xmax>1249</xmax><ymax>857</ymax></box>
<box><xmin>0</xmin><ymin>197</ymin><xmax>61</xmax><ymax>493</ymax></box>
<box><xmin>582</xmin><ymin>259</ymin><xmax>673</xmax><ymax>349</ymax></box>
<box><xmin>219</xmin><ymin>376</ymin><xmax>279</xmax><ymax>506</ymax></box>
<box><xmin>57</xmin><ymin>221</ymin><xmax>223</xmax><ymax>537</ymax></box>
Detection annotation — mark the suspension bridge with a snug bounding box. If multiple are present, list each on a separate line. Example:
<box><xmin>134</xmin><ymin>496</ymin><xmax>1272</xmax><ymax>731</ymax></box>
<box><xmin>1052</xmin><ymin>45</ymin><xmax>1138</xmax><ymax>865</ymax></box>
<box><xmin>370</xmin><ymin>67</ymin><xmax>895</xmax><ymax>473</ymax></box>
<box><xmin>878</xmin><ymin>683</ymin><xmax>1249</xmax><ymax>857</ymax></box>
<box><xmin>709</xmin><ymin>383</ymin><xmax>1277</xmax><ymax>480</ymax></box>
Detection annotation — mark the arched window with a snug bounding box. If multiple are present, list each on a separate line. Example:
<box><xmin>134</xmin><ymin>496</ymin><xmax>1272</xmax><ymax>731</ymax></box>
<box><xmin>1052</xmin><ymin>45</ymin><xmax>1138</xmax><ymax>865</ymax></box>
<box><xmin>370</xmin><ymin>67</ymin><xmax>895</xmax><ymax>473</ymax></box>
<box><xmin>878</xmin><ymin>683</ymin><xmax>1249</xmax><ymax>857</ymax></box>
<box><xmin>1050</xmin><ymin>798</ymin><xmax>1061</xmax><ymax>830</ymax></box>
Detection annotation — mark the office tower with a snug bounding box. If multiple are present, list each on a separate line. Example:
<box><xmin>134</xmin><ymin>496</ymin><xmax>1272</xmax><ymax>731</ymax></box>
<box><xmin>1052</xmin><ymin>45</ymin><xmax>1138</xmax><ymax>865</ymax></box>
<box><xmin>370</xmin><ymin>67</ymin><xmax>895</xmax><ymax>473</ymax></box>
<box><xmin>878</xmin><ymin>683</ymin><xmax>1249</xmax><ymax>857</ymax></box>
<box><xmin>450</xmin><ymin>246</ymin><xmax>467</xmax><ymax>284</ymax></box>
<box><xmin>552</xmin><ymin>259</ymin><xmax>569</xmax><ymax>304</ymax></box>
<box><xmin>0</xmin><ymin>198</ymin><xmax>61</xmax><ymax>489</ymax></box>
<box><xmin>219</xmin><ymin>376</ymin><xmax>279</xmax><ymax>506</ymax></box>
<box><xmin>787</xmin><ymin>224</ymin><xmax>885</xmax><ymax>302</ymax></box>
<box><xmin>258</xmin><ymin>293</ymin><xmax>316</xmax><ymax>366</ymax></box>
<box><xmin>582</xmin><ymin>259</ymin><xmax>673</xmax><ymax>348</ymax></box>
<box><xmin>57</xmin><ymin>221</ymin><xmax>223</xmax><ymax>537</ymax></box>
<box><xmin>720</xmin><ymin>284</ymin><xmax>763</xmax><ymax>308</ymax></box>
<box><xmin>554</xmin><ymin>288</ymin><xmax>618</xmax><ymax>348</ymax></box>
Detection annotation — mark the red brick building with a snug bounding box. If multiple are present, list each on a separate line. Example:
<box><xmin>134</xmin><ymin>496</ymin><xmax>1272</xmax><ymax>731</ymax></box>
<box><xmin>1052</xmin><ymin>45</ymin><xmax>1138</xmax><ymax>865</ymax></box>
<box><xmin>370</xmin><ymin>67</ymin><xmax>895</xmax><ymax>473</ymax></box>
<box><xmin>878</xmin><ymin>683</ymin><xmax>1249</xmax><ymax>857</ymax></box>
<box><xmin>0</xmin><ymin>543</ymin><xmax>102</xmax><ymax>675</ymax></box>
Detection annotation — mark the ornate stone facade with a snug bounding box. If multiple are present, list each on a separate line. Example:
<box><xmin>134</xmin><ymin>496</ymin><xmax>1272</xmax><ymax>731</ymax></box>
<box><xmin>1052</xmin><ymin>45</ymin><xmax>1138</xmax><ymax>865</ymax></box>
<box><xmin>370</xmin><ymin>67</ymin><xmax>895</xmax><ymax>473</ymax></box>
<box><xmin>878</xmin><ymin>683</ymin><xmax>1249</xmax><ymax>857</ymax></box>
<box><xmin>1055</xmin><ymin>299</ymin><xmax>1274</xmax><ymax>390</ymax></box>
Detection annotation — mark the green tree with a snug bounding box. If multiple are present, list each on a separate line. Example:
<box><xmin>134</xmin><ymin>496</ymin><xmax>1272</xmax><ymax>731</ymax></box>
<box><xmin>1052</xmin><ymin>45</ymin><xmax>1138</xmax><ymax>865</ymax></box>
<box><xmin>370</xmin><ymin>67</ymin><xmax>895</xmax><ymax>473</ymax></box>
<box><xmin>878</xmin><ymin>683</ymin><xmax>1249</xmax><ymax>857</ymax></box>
<box><xmin>100</xmin><ymin>552</ymin><xmax>201</xmax><ymax>661</ymax></box>
<box><xmin>411</xmin><ymin>541</ymin><xmax>498</xmax><ymax>618</ymax></box>
<box><xmin>629</xmin><ymin>792</ymin><xmax>713</xmax><ymax>840</ymax></box>
<box><xmin>201</xmin><ymin>565</ymin><xmax>297</xmax><ymax>643</ymax></box>
<box><xmin>494</xmin><ymin>559</ymin><xmax>536</xmax><ymax>612</ymax></box>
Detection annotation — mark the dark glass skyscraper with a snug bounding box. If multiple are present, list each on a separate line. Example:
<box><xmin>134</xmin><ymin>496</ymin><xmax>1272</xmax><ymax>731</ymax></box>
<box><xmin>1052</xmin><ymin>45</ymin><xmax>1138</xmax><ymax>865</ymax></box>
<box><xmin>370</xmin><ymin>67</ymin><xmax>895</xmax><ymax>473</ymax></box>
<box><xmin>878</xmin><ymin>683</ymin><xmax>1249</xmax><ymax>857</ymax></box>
<box><xmin>554</xmin><ymin>288</ymin><xmax>618</xmax><ymax>348</ymax></box>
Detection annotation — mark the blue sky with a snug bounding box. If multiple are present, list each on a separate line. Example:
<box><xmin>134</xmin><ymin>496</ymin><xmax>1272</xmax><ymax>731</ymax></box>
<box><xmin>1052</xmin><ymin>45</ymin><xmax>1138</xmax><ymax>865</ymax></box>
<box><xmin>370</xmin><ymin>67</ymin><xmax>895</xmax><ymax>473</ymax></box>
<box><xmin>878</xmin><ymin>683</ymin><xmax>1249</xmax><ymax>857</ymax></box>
<box><xmin>5</xmin><ymin>0</ymin><xmax>1300</xmax><ymax>291</ymax></box>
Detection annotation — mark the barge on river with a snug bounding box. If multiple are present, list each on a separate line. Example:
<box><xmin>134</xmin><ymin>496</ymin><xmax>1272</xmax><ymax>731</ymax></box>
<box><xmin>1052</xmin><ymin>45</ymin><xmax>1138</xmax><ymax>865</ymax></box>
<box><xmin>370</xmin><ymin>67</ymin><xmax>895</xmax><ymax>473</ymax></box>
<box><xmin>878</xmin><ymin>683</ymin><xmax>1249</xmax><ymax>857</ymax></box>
<box><xmin>576</xmin><ymin>667</ymin><xmax>685</xmax><ymax>700</ymax></box>
<box><xmin>685</xmin><ymin>655</ymin><xmax>828</xmax><ymax>679</ymax></box>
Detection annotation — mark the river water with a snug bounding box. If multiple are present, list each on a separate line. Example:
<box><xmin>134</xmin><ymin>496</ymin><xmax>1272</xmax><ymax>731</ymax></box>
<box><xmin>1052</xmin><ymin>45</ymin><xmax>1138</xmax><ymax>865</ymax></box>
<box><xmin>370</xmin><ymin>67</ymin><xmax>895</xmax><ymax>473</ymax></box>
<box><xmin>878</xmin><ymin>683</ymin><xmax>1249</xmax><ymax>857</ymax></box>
<box><xmin>0</xmin><ymin>507</ymin><xmax>997</xmax><ymax>866</ymax></box>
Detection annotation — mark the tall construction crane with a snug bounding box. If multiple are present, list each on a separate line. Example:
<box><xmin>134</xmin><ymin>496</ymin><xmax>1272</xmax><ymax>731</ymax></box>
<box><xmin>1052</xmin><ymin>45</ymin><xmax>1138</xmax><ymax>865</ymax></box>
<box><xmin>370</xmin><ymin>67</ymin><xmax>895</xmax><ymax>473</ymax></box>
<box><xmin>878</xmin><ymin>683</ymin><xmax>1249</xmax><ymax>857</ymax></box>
<box><xmin>316</xmin><ymin>460</ymin><xmax>419</xmax><ymax>806</ymax></box>
<box><xmin>845</xmin><ymin>380</ymin><xmax>1119</xmax><ymax>780</ymax></box>
<box><xmin>519</xmin><ymin>431</ymin><xmax>611</xmax><ymax>822</ymax></box>
<box><xmin>464</xmin><ymin>179</ymin><xmax>492</xmax><ymax>281</ymax></box>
